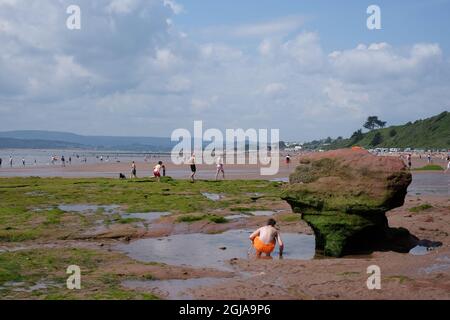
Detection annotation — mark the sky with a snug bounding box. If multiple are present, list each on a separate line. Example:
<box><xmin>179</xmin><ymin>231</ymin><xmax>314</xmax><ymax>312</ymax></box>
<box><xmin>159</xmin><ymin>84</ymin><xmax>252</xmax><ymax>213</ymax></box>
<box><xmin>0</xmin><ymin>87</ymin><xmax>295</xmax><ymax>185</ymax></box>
<box><xmin>0</xmin><ymin>0</ymin><xmax>449</xmax><ymax>141</ymax></box>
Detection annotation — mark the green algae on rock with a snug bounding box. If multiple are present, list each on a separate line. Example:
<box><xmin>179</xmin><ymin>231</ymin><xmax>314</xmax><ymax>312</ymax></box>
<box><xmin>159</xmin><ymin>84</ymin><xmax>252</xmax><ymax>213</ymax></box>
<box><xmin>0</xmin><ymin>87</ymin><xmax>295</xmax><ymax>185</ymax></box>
<box><xmin>282</xmin><ymin>149</ymin><xmax>412</xmax><ymax>257</ymax></box>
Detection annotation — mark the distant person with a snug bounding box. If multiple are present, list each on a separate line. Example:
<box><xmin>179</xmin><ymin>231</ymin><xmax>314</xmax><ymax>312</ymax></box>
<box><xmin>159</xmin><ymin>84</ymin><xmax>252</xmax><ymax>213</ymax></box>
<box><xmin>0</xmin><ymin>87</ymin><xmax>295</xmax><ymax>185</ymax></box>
<box><xmin>100</xmin><ymin>156</ymin><xmax>103</xmax><ymax>162</ymax></box>
<box><xmin>188</xmin><ymin>153</ymin><xmax>196</xmax><ymax>182</ymax></box>
<box><xmin>61</xmin><ymin>156</ymin><xmax>66</xmax><ymax>167</ymax></box>
<box><xmin>0</xmin><ymin>158</ymin><xmax>2</xmax><ymax>167</ymax></box>
<box><xmin>34</xmin><ymin>159</ymin><xmax>37</xmax><ymax>165</ymax></box>
<box><xmin>215</xmin><ymin>156</ymin><xmax>225</xmax><ymax>180</ymax></box>
<box><xmin>445</xmin><ymin>159</ymin><xmax>450</xmax><ymax>173</ymax></box>
<box><xmin>249</xmin><ymin>218</ymin><xmax>284</xmax><ymax>258</ymax></box>
<box><xmin>9</xmin><ymin>157</ymin><xmax>13</xmax><ymax>167</ymax></box>
<box><xmin>69</xmin><ymin>157</ymin><xmax>72</xmax><ymax>165</ymax></box>
<box><xmin>427</xmin><ymin>154</ymin><xmax>432</xmax><ymax>163</ymax></box>
<box><xmin>131</xmin><ymin>161</ymin><xmax>137</xmax><ymax>179</ymax></box>
<box><xmin>153</xmin><ymin>161</ymin><xmax>163</xmax><ymax>182</ymax></box>
<box><xmin>22</xmin><ymin>158</ymin><xmax>25</xmax><ymax>166</ymax></box>
<box><xmin>407</xmin><ymin>154</ymin><xmax>412</xmax><ymax>169</ymax></box>
<box><xmin>286</xmin><ymin>155</ymin><xmax>291</xmax><ymax>166</ymax></box>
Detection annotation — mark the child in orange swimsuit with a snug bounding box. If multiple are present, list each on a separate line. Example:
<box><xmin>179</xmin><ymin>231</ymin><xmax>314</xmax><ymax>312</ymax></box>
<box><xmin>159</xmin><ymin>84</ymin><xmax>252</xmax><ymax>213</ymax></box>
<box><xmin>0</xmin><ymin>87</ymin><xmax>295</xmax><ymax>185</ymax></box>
<box><xmin>249</xmin><ymin>218</ymin><xmax>284</xmax><ymax>258</ymax></box>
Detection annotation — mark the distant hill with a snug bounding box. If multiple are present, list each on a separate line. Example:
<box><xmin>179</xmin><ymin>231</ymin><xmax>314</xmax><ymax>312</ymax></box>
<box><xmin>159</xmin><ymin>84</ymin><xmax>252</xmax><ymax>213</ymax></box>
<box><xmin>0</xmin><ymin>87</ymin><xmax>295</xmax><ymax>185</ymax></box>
<box><xmin>304</xmin><ymin>111</ymin><xmax>450</xmax><ymax>150</ymax></box>
<box><xmin>0</xmin><ymin>131</ymin><xmax>174</xmax><ymax>151</ymax></box>
<box><xmin>0</xmin><ymin>137</ymin><xmax>86</xmax><ymax>149</ymax></box>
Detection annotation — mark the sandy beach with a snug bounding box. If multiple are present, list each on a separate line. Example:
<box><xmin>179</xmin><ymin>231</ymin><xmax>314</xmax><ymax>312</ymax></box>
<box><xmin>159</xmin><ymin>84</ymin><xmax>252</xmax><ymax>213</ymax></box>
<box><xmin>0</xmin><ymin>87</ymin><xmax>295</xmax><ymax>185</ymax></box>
<box><xmin>0</xmin><ymin>152</ymin><xmax>448</xmax><ymax>179</ymax></box>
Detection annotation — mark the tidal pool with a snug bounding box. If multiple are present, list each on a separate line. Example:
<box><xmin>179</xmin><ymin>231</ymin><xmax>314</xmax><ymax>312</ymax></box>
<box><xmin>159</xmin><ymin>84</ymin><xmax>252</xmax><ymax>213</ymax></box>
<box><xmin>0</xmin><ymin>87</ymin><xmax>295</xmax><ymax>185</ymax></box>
<box><xmin>115</xmin><ymin>229</ymin><xmax>315</xmax><ymax>270</ymax></box>
<box><xmin>408</xmin><ymin>173</ymin><xmax>449</xmax><ymax>196</ymax></box>
<box><xmin>201</xmin><ymin>193</ymin><xmax>223</xmax><ymax>201</ymax></box>
<box><xmin>58</xmin><ymin>204</ymin><xmax>120</xmax><ymax>214</ymax></box>
<box><xmin>409</xmin><ymin>246</ymin><xmax>432</xmax><ymax>256</ymax></box>
<box><xmin>270</xmin><ymin>177</ymin><xmax>289</xmax><ymax>183</ymax></box>
<box><xmin>250</xmin><ymin>211</ymin><xmax>276</xmax><ymax>216</ymax></box>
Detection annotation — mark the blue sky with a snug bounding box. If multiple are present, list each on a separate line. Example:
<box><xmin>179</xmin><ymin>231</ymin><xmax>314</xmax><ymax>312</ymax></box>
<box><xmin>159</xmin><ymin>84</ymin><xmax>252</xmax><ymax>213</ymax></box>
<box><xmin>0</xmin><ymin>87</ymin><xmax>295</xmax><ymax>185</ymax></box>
<box><xmin>0</xmin><ymin>0</ymin><xmax>449</xmax><ymax>141</ymax></box>
<box><xmin>175</xmin><ymin>0</ymin><xmax>450</xmax><ymax>52</ymax></box>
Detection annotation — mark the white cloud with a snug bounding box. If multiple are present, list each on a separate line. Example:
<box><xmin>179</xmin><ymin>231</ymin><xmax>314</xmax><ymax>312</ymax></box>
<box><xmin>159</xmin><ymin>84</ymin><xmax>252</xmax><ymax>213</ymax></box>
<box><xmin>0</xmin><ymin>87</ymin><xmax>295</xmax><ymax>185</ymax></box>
<box><xmin>163</xmin><ymin>0</ymin><xmax>183</xmax><ymax>15</ymax></box>
<box><xmin>0</xmin><ymin>1</ymin><xmax>449</xmax><ymax>140</ymax></box>
<box><xmin>232</xmin><ymin>16</ymin><xmax>304</xmax><ymax>37</ymax></box>
<box><xmin>106</xmin><ymin>0</ymin><xmax>140</xmax><ymax>14</ymax></box>
<box><xmin>263</xmin><ymin>83</ymin><xmax>286</xmax><ymax>97</ymax></box>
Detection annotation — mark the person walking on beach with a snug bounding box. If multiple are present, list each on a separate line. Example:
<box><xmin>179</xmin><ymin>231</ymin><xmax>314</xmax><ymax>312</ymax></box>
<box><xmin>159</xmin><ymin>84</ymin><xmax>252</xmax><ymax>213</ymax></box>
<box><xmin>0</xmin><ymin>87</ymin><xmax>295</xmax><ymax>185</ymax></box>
<box><xmin>61</xmin><ymin>156</ymin><xmax>66</xmax><ymax>167</ymax></box>
<box><xmin>0</xmin><ymin>158</ymin><xmax>2</xmax><ymax>167</ymax></box>
<box><xmin>22</xmin><ymin>158</ymin><xmax>25</xmax><ymax>167</ymax></box>
<box><xmin>427</xmin><ymin>153</ymin><xmax>432</xmax><ymax>164</ymax></box>
<box><xmin>188</xmin><ymin>153</ymin><xmax>196</xmax><ymax>182</ymax></box>
<box><xmin>249</xmin><ymin>218</ymin><xmax>284</xmax><ymax>258</ymax></box>
<box><xmin>69</xmin><ymin>157</ymin><xmax>72</xmax><ymax>165</ymax></box>
<box><xmin>153</xmin><ymin>161</ymin><xmax>163</xmax><ymax>182</ymax></box>
<box><xmin>9</xmin><ymin>156</ymin><xmax>13</xmax><ymax>167</ymax></box>
<box><xmin>407</xmin><ymin>154</ymin><xmax>412</xmax><ymax>169</ymax></box>
<box><xmin>131</xmin><ymin>161</ymin><xmax>137</xmax><ymax>179</ymax></box>
<box><xmin>215</xmin><ymin>155</ymin><xmax>225</xmax><ymax>180</ymax></box>
<box><xmin>286</xmin><ymin>154</ymin><xmax>291</xmax><ymax>167</ymax></box>
<box><xmin>445</xmin><ymin>158</ymin><xmax>450</xmax><ymax>173</ymax></box>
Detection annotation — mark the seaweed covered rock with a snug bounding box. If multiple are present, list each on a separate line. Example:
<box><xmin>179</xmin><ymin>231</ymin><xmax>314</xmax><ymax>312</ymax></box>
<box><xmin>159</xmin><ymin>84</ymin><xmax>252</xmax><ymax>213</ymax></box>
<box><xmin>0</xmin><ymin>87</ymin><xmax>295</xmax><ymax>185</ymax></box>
<box><xmin>281</xmin><ymin>149</ymin><xmax>412</xmax><ymax>257</ymax></box>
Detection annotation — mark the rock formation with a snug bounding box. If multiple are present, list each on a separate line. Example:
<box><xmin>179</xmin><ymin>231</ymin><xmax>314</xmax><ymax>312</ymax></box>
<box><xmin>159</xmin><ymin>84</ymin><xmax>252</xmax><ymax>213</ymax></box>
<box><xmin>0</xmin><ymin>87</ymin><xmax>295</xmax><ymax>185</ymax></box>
<box><xmin>282</xmin><ymin>149</ymin><xmax>413</xmax><ymax>257</ymax></box>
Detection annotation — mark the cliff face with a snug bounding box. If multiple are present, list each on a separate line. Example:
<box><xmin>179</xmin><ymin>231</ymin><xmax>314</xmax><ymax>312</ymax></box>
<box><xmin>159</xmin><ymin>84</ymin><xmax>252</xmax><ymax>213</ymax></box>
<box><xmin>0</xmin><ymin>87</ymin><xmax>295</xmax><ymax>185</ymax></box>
<box><xmin>282</xmin><ymin>149</ymin><xmax>412</xmax><ymax>257</ymax></box>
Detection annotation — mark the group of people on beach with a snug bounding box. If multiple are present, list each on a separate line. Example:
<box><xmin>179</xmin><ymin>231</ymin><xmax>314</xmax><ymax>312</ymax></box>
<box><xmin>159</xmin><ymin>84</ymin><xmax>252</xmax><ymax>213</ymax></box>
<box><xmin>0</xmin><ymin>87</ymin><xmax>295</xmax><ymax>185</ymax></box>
<box><xmin>130</xmin><ymin>160</ymin><xmax>167</xmax><ymax>182</ymax></box>
<box><xmin>128</xmin><ymin>153</ymin><xmax>226</xmax><ymax>182</ymax></box>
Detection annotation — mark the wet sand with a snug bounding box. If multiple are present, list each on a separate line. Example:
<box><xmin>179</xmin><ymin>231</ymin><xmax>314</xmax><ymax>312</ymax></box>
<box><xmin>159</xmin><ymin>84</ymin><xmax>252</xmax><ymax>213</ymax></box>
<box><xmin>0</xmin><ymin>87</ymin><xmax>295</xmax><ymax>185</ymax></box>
<box><xmin>0</xmin><ymin>153</ymin><xmax>448</xmax><ymax>180</ymax></box>
<box><xmin>0</xmin><ymin>159</ymin><xmax>294</xmax><ymax>180</ymax></box>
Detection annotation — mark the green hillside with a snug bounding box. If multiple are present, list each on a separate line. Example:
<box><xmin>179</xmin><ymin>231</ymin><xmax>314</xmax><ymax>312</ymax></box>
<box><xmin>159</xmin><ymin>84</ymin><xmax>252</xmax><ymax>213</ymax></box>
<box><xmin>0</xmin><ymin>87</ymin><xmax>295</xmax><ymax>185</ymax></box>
<box><xmin>307</xmin><ymin>111</ymin><xmax>450</xmax><ymax>150</ymax></box>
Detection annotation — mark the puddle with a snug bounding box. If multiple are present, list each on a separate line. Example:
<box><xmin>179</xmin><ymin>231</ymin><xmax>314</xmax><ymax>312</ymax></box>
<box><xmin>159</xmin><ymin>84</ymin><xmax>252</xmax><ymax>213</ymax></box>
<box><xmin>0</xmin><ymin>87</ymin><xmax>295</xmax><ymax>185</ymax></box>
<box><xmin>122</xmin><ymin>277</ymin><xmax>226</xmax><ymax>300</ymax></box>
<box><xmin>115</xmin><ymin>229</ymin><xmax>315</xmax><ymax>270</ymax></box>
<box><xmin>225</xmin><ymin>214</ymin><xmax>249</xmax><ymax>220</ymax></box>
<box><xmin>246</xmin><ymin>192</ymin><xmax>264</xmax><ymax>197</ymax></box>
<box><xmin>25</xmin><ymin>191</ymin><xmax>47</xmax><ymax>197</ymax></box>
<box><xmin>409</xmin><ymin>246</ymin><xmax>433</xmax><ymax>256</ymax></box>
<box><xmin>250</xmin><ymin>211</ymin><xmax>276</xmax><ymax>216</ymax></box>
<box><xmin>58</xmin><ymin>204</ymin><xmax>120</xmax><ymax>214</ymax></box>
<box><xmin>0</xmin><ymin>281</ymin><xmax>61</xmax><ymax>292</ymax></box>
<box><xmin>201</xmin><ymin>193</ymin><xmax>223</xmax><ymax>201</ymax></box>
<box><xmin>419</xmin><ymin>256</ymin><xmax>450</xmax><ymax>274</ymax></box>
<box><xmin>408</xmin><ymin>173</ymin><xmax>449</xmax><ymax>196</ymax></box>
<box><xmin>270</xmin><ymin>177</ymin><xmax>289</xmax><ymax>183</ymax></box>
<box><xmin>120</xmin><ymin>212</ymin><xmax>171</xmax><ymax>223</ymax></box>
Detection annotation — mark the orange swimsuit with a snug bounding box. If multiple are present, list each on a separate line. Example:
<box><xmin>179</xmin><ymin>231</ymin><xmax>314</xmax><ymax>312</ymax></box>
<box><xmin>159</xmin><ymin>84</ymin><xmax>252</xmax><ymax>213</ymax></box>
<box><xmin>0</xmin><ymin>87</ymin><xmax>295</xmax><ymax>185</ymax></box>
<box><xmin>253</xmin><ymin>236</ymin><xmax>276</xmax><ymax>254</ymax></box>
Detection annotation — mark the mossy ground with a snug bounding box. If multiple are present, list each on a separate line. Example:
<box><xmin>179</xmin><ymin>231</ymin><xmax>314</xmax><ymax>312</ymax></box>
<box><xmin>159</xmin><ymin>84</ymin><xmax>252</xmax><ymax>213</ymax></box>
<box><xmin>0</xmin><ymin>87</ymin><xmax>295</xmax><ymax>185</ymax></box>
<box><xmin>412</xmin><ymin>165</ymin><xmax>444</xmax><ymax>171</ymax></box>
<box><xmin>0</xmin><ymin>177</ymin><xmax>283</xmax><ymax>242</ymax></box>
<box><xmin>0</xmin><ymin>248</ymin><xmax>158</xmax><ymax>300</ymax></box>
<box><xmin>409</xmin><ymin>203</ymin><xmax>433</xmax><ymax>212</ymax></box>
<box><xmin>0</xmin><ymin>177</ymin><xmax>284</xmax><ymax>299</ymax></box>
